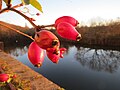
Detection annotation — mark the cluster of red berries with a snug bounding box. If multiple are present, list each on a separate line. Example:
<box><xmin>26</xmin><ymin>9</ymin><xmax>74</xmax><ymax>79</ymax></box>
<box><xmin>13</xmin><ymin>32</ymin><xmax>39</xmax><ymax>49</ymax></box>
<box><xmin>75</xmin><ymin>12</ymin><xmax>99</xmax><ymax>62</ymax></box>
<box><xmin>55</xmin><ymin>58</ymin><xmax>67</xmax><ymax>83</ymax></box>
<box><xmin>28</xmin><ymin>16</ymin><xmax>82</xmax><ymax>68</ymax></box>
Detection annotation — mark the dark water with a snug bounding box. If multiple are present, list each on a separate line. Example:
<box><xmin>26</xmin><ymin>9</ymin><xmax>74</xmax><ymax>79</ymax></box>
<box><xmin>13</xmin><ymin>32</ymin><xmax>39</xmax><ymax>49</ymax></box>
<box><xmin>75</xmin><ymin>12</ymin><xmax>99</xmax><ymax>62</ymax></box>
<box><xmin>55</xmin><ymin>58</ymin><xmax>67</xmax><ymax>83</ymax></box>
<box><xmin>5</xmin><ymin>42</ymin><xmax>120</xmax><ymax>90</ymax></box>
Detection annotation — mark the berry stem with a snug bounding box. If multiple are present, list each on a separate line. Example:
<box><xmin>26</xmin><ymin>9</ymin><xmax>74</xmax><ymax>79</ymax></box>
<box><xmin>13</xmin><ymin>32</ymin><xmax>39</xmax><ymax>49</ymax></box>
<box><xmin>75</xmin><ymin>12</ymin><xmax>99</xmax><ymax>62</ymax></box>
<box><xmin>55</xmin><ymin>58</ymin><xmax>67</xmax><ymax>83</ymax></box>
<box><xmin>39</xmin><ymin>24</ymin><xmax>55</xmax><ymax>28</ymax></box>
<box><xmin>0</xmin><ymin>22</ymin><xmax>34</xmax><ymax>41</ymax></box>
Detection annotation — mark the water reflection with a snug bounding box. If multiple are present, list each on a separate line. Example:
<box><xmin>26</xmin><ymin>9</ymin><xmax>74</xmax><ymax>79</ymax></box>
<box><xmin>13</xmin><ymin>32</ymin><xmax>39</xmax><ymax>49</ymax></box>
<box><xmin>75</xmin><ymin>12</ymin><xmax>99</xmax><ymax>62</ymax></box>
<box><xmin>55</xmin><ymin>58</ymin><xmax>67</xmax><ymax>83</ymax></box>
<box><xmin>4</xmin><ymin>42</ymin><xmax>120</xmax><ymax>90</ymax></box>
<box><xmin>6</xmin><ymin>46</ymin><xmax>28</xmax><ymax>57</ymax></box>
<box><xmin>4</xmin><ymin>42</ymin><xmax>29</xmax><ymax>57</ymax></box>
<box><xmin>5</xmin><ymin>41</ymin><xmax>120</xmax><ymax>73</ymax></box>
<box><xmin>75</xmin><ymin>47</ymin><xmax>120</xmax><ymax>73</ymax></box>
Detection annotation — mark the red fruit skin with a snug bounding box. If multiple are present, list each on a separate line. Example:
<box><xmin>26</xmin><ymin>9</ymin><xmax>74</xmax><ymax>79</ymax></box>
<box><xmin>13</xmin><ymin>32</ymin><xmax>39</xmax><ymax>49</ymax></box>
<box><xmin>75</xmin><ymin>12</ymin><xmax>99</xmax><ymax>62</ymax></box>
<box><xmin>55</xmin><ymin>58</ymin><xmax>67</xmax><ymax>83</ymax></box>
<box><xmin>46</xmin><ymin>48</ymin><xmax>66</xmax><ymax>63</ymax></box>
<box><xmin>57</xmin><ymin>22</ymin><xmax>81</xmax><ymax>41</ymax></box>
<box><xmin>46</xmin><ymin>51</ymin><xmax>60</xmax><ymax>63</ymax></box>
<box><xmin>28</xmin><ymin>42</ymin><xmax>44</xmax><ymax>67</ymax></box>
<box><xmin>55</xmin><ymin>16</ymin><xmax>79</xmax><ymax>27</ymax></box>
<box><xmin>0</xmin><ymin>74</ymin><xmax>9</xmax><ymax>82</ymax></box>
<box><xmin>35</xmin><ymin>30</ymin><xmax>60</xmax><ymax>50</ymax></box>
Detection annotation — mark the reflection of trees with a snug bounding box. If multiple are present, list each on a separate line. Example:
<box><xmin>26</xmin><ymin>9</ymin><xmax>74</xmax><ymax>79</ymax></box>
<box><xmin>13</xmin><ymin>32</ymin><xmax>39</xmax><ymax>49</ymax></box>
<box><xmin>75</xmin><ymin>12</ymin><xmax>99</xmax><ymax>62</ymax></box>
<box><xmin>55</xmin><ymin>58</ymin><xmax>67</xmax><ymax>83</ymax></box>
<box><xmin>75</xmin><ymin>47</ymin><xmax>120</xmax><ymax>73</ymax></box>
<box><xmin>5</xmin><ymin>41</ymin><xmax>74</xmax><ymax>57</ymax></box>
<box><xmin>6</xmin><ymin>46</ymin><xmax>28</xmax><ymax>57</ymax></box>
<box><xmin>4</xmin><ymin>41</ymin><xmax>31</xmax><ymax>57</ymax></box>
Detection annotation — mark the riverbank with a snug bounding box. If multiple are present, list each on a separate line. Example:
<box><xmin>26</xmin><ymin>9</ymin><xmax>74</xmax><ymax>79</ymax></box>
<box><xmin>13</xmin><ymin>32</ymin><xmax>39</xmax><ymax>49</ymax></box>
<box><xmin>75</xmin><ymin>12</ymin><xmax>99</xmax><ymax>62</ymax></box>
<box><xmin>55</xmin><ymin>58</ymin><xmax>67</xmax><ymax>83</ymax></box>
<box><xmin>0</xmin><ymin>20</ymin><xmax>120</xmax><ymax>48</ymax></box>
<box><xmin>0</xmin><ymin>50</ymin><xmax>63</xmax><ymax>90</ymax></box>
<box><xmin>76</xmin><ymin>24</ymin><xmax>120</xmax><ymax>47</ymax></box>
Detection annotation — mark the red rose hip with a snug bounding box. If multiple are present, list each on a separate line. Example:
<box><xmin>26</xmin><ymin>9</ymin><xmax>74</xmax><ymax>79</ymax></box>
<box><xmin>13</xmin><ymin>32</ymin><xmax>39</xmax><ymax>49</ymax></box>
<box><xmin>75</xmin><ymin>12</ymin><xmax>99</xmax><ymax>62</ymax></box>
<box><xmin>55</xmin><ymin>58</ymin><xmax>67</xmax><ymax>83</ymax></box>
<box><xmin>46</xmin><ymin>47</ymin><xmax>67</xmax><ymax>63</ymax></box>
<box><xmin>55</xmin><ymin>16</ymin><xmax>79</xmax><ymax>27</ymax></box>
<box><xmin>28</xmin><ymin>42</ymin><xmax>44</xmax><ymax>67</ymax></box>
<box><xmin>35</xmin><ymin>30</ymin><xmax>60</xmax><ymax>50</ymax></box>
<box><xmin>56</xmin><ymin>22</ymin><xmax>81</xmax><ymax>41</ymax></box>
<box><xmin>46</xmin><ymin>50</ymin><xmax>60</xmax><ymax>63</ymax></box>
<box><xmin>0</xmin><ymin>74</ymin><xmax>9</xmax><ymax>82</ymax></box>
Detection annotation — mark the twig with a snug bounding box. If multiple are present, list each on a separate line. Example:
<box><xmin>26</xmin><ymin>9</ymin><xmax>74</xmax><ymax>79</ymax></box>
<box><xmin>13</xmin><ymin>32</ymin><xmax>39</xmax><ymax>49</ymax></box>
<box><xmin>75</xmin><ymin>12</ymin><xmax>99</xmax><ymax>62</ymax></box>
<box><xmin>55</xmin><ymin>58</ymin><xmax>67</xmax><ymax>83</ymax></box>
<box><xmin>39</xmin><ymin>24</ymin><xmax>55</xmax><ymax>28</ymax></box>
<box><xmin>0</xmin><ymin>22</ymin><xmax>34</xmax><ymax>41</ymax></box>
<box><xmin>0</xmin><ymin>3</ymin><xmax>23</xmax><ymax>13</ymax></box>
<box><xmin>9</xmin><ymin>8</ymin><xmax>37</xmax><ymax>28</ymax></box>
<box><xmin>0</xmin><ymin>7</ymin><xmax>37</xmax><ymax>28</ymax></box>
<box><xmin>0</xmin><ymin>0</ymin><xmax>2</xmax><ymax>10</ymax></box>
<box><xmin>9</xmin><ymin>8</ymin><xmax>55</xmax><ymax>28</ymax></box>
<box><xmin>0</xmin><ymin>5</ymin><xmax>55</xmax><ymax>38</ymax></box>
<box><xmin>11</xmin><ymin>3</ymin><xmax>23</xmax><ymax>9</ymax></box>
<box><xmin>0</xmin><ymin>7</ymin><xmax>8</xmax><ymax>13</ymax></box>
<box><xmin>0</xmin><ymin>7</ymin><xmax>55</xmax><ymax>28</ymax></box>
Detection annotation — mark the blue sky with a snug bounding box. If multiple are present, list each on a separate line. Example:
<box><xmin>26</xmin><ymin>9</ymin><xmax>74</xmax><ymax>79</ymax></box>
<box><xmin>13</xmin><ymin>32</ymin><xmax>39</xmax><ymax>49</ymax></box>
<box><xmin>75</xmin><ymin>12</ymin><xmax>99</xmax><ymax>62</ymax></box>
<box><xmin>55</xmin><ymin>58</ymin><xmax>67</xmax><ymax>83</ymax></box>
<box><xmin>0</xmin><ymin>0</ymin><xmax>120</xmax><ymax>27</ymax></box>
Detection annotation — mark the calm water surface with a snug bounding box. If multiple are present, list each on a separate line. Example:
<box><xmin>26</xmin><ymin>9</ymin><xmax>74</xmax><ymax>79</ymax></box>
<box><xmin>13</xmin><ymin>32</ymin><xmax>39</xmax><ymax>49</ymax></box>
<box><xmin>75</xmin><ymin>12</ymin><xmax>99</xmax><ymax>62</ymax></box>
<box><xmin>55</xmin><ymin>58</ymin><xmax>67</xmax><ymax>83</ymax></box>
<box><xmin>5</xmin><ymin>43</ymin><xmax>120</xmax><ymax>90</ymax></box>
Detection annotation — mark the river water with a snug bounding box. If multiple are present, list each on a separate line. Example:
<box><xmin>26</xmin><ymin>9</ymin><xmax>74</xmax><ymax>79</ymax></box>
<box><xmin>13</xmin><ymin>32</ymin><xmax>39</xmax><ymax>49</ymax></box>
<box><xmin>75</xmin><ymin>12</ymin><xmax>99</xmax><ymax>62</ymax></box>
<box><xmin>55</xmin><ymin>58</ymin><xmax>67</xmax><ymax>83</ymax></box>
<box><xmin>5</xmin><ymin>42</ymin><xmax>120</xmax><ymax>90</ymax></box>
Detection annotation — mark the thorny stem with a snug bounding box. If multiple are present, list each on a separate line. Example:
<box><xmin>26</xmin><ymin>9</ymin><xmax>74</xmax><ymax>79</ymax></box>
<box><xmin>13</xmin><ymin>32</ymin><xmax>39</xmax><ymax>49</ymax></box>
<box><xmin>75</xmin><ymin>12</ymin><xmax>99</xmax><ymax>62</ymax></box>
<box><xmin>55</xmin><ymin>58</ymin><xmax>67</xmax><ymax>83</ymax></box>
<box><xmin>0</xmin><ymin>22</ymin><xmax>34</xmax><ymax>41</ymax></box>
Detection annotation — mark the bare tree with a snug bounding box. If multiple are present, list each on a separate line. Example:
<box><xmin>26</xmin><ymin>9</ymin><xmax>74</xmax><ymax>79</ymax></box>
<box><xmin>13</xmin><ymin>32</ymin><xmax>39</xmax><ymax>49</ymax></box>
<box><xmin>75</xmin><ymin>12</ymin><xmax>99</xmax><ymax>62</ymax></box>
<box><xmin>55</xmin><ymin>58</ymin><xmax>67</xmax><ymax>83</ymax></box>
<box><xmin>75</xmin><ymin>47</ymin><xmax>120</xmax><ymax>73</ymax></box>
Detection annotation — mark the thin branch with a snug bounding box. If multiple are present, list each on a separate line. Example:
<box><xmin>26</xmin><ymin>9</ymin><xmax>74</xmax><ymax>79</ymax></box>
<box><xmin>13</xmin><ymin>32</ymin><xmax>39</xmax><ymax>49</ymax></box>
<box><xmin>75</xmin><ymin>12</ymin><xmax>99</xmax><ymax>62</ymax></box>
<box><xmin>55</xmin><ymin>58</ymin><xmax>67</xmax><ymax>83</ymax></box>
<box><xmin>9</xmin><ymin>8</ymin><xmax>37</xmax><ymax>28</ymax></box>
<box><xmin>9</xmin><ymin>8</ymin><xmax>55</xmax><ymax>28</ymax></box>
<box><xmin>8</xmin><ymin>0</ymin><xmax>11</xmax><ymax>5</ymax></box>
<box><xmin>0</xmin><ymin>6</ymin><xmax>37</xmax><ymax>28</ymax></box>
<box><xmin>39</xmin><ymin>24</ymin><xmax>55</xmax><ymax>28</ymax></box>
<box><xmin>0</xmin><ymin>22</ymin><xmax>34</xmax><ymax>41</ymax></box>
<box><xmin>0</xmin><ymin>7</ymin><xmax>8</xmax><ymax>13</ymax></box>
<box><xmin>0</xmin><ymin>7</ymin><xmax>55</xmax><ymax>28</ymax></box>
<box><xmin>11</xmin><ymin>3</ymin><xmax>23</xmax><ymax>9</ymax></box>
<box><xmin>0</xmin><ymin>0</ymin><xmax>2</xmax><ymax>10</ymax></box>
<box><xmin>0</xmin><ymin>3</ymin><xmax>23</xmax><ymax>13</ymax></box>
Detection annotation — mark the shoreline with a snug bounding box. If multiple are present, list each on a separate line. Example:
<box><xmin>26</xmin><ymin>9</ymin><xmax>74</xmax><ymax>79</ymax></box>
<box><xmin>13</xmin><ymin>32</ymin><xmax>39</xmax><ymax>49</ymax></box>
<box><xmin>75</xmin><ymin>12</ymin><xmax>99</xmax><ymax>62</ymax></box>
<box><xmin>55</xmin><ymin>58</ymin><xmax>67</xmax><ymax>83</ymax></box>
<box><xmin>0</xmin><ymin>50</ymin><xmax>63</xmax><ymax>90</ymax></box>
